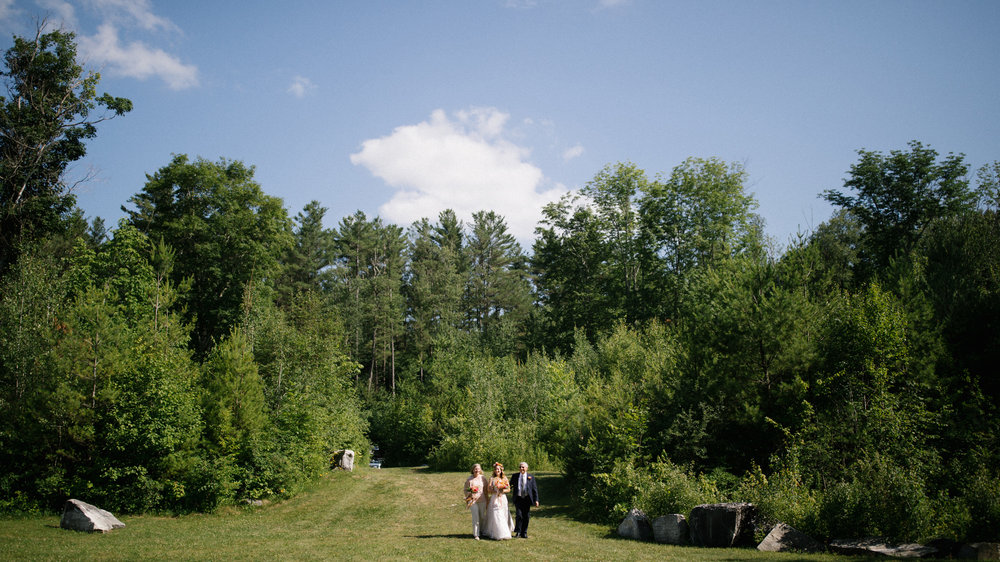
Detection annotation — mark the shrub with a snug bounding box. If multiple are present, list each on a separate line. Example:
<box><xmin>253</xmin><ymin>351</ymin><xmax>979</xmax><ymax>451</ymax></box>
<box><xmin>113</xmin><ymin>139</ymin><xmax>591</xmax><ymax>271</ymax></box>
<box><xmin>738</xmin><ymin>458</ymin><xmax>823</xmax><ymax>541</ymax></box>
<box><xmin>577</xmin><ymin>460</ymin><xmax>642</xmax><ymax>523</ymax></box>
<box><xmin>819</xmin><ymin>453</ymin><xmax>933</xmax><ymax>542</ymax></box>
<box><xmin>958</xmin><ymin>463</ymin><xmax>1000</xmax><ymax>541</ymax></box>
<box><xmin>427</xmin><ymin>418</ymin><xmax>546</xmax><ymax>472</ymax></box>
<box><xmin>577</xmin><ymin>458</ymin><xmax>719</xmax><ymax>524</ymax></box>
<box><xmin>638</xmin><ymin>461</ymin><xmax>720</xmax><ymax>519</ymax></box>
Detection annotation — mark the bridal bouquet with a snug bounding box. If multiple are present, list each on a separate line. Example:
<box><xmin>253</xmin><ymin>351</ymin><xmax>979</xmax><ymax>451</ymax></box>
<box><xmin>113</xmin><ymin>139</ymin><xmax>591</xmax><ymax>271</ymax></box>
<box><xmin>489</xmin><ymin>477</ymin><xmax>510</xmax><ymax>507</ymax></box>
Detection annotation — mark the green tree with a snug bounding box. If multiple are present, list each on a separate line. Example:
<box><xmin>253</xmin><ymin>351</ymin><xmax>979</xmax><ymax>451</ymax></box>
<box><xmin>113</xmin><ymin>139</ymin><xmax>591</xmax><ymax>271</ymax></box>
<box><xmin>404</xmin><ymin>210</ymin><xmax>466</xmax><ymax>380</ymax></box>
<box><xmin>0</xmin><ymin>249</ymin><xmax>63</xmax><ymax>511</ymax></box>
<box><xmin>640</xmin><ymin>157</ymin><xmax>761</xmax><ymax>316</ymax></box>
<box><xmin>533</xmin><ymin>159</ymin><xmax>761</xmax><ymax>349</ymax></box>
<box><xmin>279</xmin><ymin>200</ymin><xmax>333</xmax><ymax>301</ymax></box>
<box><xmin>201</xmin><ymin>328</ymin><xmax>266</xmax><ymax>496</ymax></box>
<box><xmin>1</xmin><ymin>223</ymin><xmax>207</xmax><ymax>513</ymax></box>
<box><xmin>0</xmin><ymin>25</ymin><xmax>131</xmax><ymax>271</ymax></box>
<box><xmin>331</xmin><ymin>210</ymin><xmax>374</xmax><ymax>367</ymax></box>
<box><xmin>823</xmin><ymin>141</ymin><xmax>975</xmax><ymax>279</ymax></box>
<box><xmin>975</xmin><ymin>160</ymin><xmax>1000</xmax><ymax>211</ymax></box>
<box><xmin>912</xmin><ymin>208</ymin><xmax>1000</xmax><ymax>454</ymax></box>
<box><xmin>800</xmin><ymin>284</ymin><xmax>933</xmax><ymax>479</ymax></box>
<box><xmin>664</xmin><ymin>247</ymin><xmax>823</xmax><ymax>472</ymax></box>
<box><xmin>330</xmin><ymin>211</ymin><xmax>405</xmax><ymax>392</ymax></box>
<box><xmin>532</xmin><ymin>196</ymin><xmax>616</xmax><ymax>350</ymax></box>
<box><xmin>531</xmin><ymin>162</ymin><xmax>653</xmax><ymax>350</ymax></box>
<box><xmin>465</xmin><ymin>210</ymin><xmax>531</xmax><ymax>353</ymax></box>
<box><xmin>581</xmin><ymin>163</ymin><xmax>649</xmax><ymax>322</ymax></box>
<box><xmin>125</xmin><ymin>155</ymin><xmax>292</xmax><ymax>354</ymax></box>
<box><xmin>239</xmin><ymin>284</ymin><xmax>367</xmax><ymax>497</ymax></box>
<box><xmin>427</xmin><ymin>356</ymin><xmax>545</xmax><ymax>471</ymax></box>
<box><xmin>802</xmin><ymin>209</ymin><xmax>863</xmax><ymax>291</ymax></box>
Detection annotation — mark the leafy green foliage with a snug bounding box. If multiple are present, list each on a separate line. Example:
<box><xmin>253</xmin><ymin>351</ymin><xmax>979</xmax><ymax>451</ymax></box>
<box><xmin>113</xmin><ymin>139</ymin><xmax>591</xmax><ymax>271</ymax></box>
<box><xmin>125</xmin><ymin>155</ymin><xmax>292</xmax><ymax>354</ymax></box>
<box><xmin>532</xmin><ymin>162</ymin><xmax>653</xmax><ymax>349</ymax></box>
<box><xmin>0</xmin><ymin>250</ymin><xmax>63</xmax><ymax>512</ymax></box>
<box><xmin>329</xmin><ymin>211</ymin><xmax>406</xmax><ymax>392</ymax></box>
<box><xmin>3</xmin><ymin>137</ymin><xmax>999</xmax><ymax>546</ymax></box>
<box><xmin>279</xmin><ymin>200</ymin><xmax>334</xmax><ymax>301</ymax></box>
<box><xmin>465</xmin><ymin>210</ymin><xmax>532</xmax><ymax>348</ymax></box>
<box><xmin>0</xmin><ymin>26</ymin><xmax>131</xmax><ymax>272</ymax></box>
<box><xmin>404</xmin><ymin>211</ymin><xmax>466</xmax><ymax>380</ymax></box>
<box><xmin>532</xmin><ymin>159</ymin><xmax>762</xmax><ymax>351</ymax></box>
<box><xmin>578</xmin><ymin>456</ymin><xmax>725</xmax><ymax>525</ymax></box>
<box><xmin>427</xmin><ymin>355</ymin><xmax>554</xmax><ymax>471</ymax></box>
<box><xmin>823</xmin><ymin>141</ymin><xmax>975</xmax><ymax>280</ymax></box>
<box><xmin>0</xmin><ymin>224</ymin><xmax>211</xmax><ymax>513</ymax></box>
<box><xmin>241</xmin><ymin>285</ymin><xmax>368</xmax><ymax>496</ymax></box>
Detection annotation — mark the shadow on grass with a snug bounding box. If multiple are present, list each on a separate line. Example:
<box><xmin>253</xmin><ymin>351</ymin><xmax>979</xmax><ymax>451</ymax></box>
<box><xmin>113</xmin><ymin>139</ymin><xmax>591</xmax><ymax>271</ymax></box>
<box><xmin>405</xmin><ymin>533</ymin><xmax>474</xmax><ymax>539</ymax></box>
<box><xmin>529</xmin><ymin>472</ymin><xmax>577</xmax><ymax>520</ymax></box>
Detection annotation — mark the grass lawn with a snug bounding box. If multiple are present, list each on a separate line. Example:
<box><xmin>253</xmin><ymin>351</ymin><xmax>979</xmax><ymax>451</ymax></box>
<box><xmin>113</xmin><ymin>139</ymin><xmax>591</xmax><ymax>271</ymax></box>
<box><xmin>0</xmin><ymin>467</ymin><xmax>875</xmax><ymax>561</ymax></box>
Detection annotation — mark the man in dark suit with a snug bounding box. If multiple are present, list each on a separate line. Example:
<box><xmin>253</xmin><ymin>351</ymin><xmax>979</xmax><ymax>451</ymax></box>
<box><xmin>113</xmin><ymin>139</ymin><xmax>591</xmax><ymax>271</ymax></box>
<box><xmin>509</xmin><ymin>461</ymin><xmax>539</xmax><ymax>538</ymax></box>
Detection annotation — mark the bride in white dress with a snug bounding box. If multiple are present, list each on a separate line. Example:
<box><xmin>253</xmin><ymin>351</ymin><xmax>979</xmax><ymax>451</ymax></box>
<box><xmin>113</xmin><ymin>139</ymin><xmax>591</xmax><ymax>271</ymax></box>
<box><xmin>484</xmin><ymin>462</ymin><xmax>515</xmax><ymax>540</ymax></box>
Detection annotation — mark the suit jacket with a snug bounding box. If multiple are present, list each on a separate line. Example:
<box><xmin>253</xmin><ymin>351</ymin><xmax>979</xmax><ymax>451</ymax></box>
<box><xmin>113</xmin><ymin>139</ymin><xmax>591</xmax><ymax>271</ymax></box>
<box><xmin>509</xmin><ymin>472</ymin><xmax>539</xmax><ymax>504</ymax></box>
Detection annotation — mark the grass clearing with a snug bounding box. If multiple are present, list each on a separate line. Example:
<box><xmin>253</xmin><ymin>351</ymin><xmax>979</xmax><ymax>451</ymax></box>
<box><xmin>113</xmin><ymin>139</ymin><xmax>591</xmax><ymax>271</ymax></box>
<box><xmin>0</xmin><ymin>468</ymin><xmax>872</xmax><ymax>561</ymax></box>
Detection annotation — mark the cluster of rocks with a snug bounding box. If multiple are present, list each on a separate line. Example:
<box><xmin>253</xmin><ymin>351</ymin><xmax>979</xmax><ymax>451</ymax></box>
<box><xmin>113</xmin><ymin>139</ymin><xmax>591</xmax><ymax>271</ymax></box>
<box><xmin>617</xmin><ymin>502</ymin><xmax>1000</xmax><ymax>559</ymax></box>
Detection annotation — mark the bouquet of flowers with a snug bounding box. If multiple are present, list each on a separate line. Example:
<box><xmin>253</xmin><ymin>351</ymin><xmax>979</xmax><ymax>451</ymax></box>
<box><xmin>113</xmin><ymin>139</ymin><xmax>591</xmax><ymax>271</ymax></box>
<box><xmin>465</xmin><ymin>485</ymin><xmax>480</xmax><ymax>508</ymax></box>
<box><xmin>493</xmin><ymin>477</ymin><xmax>509</xmax><ymax>494</ymax></box>
<box><xmin>489</xmin><ymin>477</ymin><xmax>509</xmax><ymax>507</ymax></box>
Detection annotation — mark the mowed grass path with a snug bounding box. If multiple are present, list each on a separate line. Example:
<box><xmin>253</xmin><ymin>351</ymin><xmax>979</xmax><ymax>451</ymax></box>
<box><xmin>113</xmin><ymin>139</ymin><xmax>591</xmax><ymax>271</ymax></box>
<box><xmin>0</xmin><ymin>467</ymin><xmax>858</xmax><ymax>561</ymax></box>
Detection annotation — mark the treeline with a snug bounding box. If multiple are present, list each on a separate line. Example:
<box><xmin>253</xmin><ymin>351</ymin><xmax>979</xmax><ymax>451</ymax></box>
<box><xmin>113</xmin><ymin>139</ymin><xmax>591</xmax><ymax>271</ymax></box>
<box><xmin>0</xmin><ymin>30</ymin><xmax>369</xmax><ymax>514</ymax></box>
<box><xmin>366</xmin><ymin>149</ymin><xmax>1000</xmax><ymax>544</ymax></box>
<box><xmin>2</xmin><ymin>27</ymin><xmax>999</xmax><ymax>544</ymax></box>
<box><xmin>0</xmin><ymin>167</ymin><xmax>370</xmax><ymax>512</ymax></box>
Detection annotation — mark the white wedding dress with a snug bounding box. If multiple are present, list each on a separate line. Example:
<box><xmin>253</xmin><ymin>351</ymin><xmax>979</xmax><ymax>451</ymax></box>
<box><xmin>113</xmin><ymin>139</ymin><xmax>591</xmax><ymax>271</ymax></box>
<box><xmin>484</xmin><ymin>483</ymin><xmax>515</xmax><ymax>540</ymax></box>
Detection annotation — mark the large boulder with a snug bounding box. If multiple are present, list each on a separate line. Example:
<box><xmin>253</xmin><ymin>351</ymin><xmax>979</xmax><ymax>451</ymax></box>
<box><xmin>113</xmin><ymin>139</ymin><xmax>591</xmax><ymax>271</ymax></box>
<box><xmin>333</xmin><ymin>449</ymin><xmax>355</xmax><ymax>471</ymax></box>
<box><xmin>757</xmin><ymin>522</ymin><xmax>824</xmax><ymax>553</ymax></box>
<box><xmin>617</xmin><ymin>508</ymin><xmax>653</xmax><ymax>541</ymax></box>
<box><xmin>60</xmin><ymin>499</ymin><xmax>125</xmax><ymax>533</ymax></box>
<box><xmin>958</xmin><ymin>542</ymin><xmax>1000</xmax><ymax>560</ymax></box>
<box><xmin>652</xmin><ymin>514</ymin><xmax>689</xmax><ymax>545</ymax></box>
<box><xmin>926</xmin><ymin>538</ymin><xmax>963</xmax><ymax>558</ymax></box>
<box><xmin>688</xmin><ymin>502</ymin><xmax>757</xmax><ymax>547</ymax></box>
<box><xmin>829</xmin><ymin>538</ymin><xmax>938</xmax><ymax>558</ymax></box>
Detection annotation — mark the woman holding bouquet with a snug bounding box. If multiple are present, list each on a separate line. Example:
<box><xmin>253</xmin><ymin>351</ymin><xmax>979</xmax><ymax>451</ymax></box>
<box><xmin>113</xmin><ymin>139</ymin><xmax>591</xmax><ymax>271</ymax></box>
<box><xmin>464</xmin><ymin>464</ymin><xmax>488</xmax><ymax>539</ymax></box>
<box><xmin>484</xmin><ymin>462</ymin><xmax>515</xmax><ymax>540</ymax></box>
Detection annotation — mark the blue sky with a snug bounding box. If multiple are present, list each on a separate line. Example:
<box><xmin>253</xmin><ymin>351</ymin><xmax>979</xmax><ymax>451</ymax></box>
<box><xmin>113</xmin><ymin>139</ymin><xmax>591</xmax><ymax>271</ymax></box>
<box><xmin>2</xmin><ymin>0</ymin><xmax>998</xmax><ymax>248</ymax></box>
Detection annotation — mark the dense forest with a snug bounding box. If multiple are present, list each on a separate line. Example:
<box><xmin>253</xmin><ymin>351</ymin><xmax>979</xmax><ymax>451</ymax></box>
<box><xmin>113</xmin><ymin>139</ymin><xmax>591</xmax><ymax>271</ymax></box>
<box><xmin>2</xmin><ymin>29</ymin><xmax>998</xmax><ymax>544</ymax></box>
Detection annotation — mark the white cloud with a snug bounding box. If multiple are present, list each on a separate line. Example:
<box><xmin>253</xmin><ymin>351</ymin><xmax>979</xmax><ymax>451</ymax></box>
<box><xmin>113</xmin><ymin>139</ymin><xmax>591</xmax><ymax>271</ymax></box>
<box><xmin>0</xmin><ymin>0</ymin><xmax>15</xmax><ymax>20</ymax></box>
<box><xmin>86</xmin><ymin>0</ymin><xmax>178</xmax><ymax>32</ymax></box>
<box><xmin>78</xmin><ymin>23</ymin><xmax>198</xmax><ymax>89</ymax></box>
<box><xmin>287</xmin><ymin>75</ymin><xmax>316</xmax><ymax>98</ymax></box>
<box><xmin>36</xmin><ymin>0</ymin><xmax>77</xmax><ymax>28</ymax></box>
<box><xmin>350</xmin><ymin>107</ymin><xmax>567</xmax><ymax>243</ymax></box>
<box><xmin>562</xmin><ymin>144</ymin><xmax>585</xmax><ymax>161</ymax></box>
